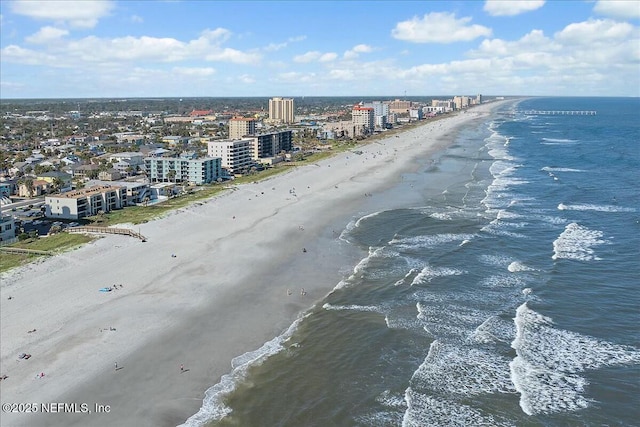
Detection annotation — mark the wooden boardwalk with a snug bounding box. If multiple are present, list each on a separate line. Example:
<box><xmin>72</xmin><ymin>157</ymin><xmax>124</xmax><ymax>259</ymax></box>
<box><xmin>67</xmin><ymin>226</ymin><xmax>147</xmax><ymax>242</ymax></box>
<box><xmin>0</xmin><ymin>247</ymin><xmax>52</xmax><ymax>256</ymax></box>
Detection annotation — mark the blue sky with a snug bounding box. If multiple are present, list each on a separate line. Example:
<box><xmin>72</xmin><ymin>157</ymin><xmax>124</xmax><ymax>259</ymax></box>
<box><xmin>1</xmin><ymin>0</ymin><xmax>639</xmax><ymax>98</ymax></box>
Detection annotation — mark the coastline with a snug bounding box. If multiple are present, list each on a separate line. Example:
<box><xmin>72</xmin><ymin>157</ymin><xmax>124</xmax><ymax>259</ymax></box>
<box><xmin>0</xmin><ymin>101</ymin><xmax>510</xmax><ymax>427</ymax></box>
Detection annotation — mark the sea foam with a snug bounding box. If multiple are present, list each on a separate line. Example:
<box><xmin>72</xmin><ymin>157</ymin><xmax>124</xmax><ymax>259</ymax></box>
<box><xmin>510</xmin><ymin>303</ymin><xmax>640</xmax><ymax>416</ymax></box>
<box><xmin>552</xmin><ymin>222</ymin><xmax>606</xmax><ymax>261</ymax></box>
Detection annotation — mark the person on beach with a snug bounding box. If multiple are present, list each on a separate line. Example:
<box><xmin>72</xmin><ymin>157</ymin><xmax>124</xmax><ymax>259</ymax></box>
<box><xmin>114</xmin><ymin>362</ymin><xmax>118</xmax><ymax>371</ymax></box>
<box><xmin>180</xmin><ymin>364</ymin><xmax>184</xmax><ymax>372</ymax></box>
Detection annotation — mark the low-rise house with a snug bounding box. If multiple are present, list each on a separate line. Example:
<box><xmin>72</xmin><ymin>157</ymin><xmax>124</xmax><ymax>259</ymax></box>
<box><xmin>36</xmin><ymin>171</ymin><xmax>73</xmax><ymax>190</ymax></box>
<box><xmin>140</xmin><ymin>146</ymin><xmax>172</xmax><ymax>158</ymax></box>
<box><xmin>18</xmin><ymin>179</ymin><xmax>48</xmax><ymax>197</ymax></box>
<box><xmin>60</xmin><ymin>155</ymin><xmax>80</xmax><ymax>166</ymax></box>
<box><xmin>45</xmin><ymin>185</ymin><xmax>127</xmax><ymax>220</ymax></box>
<box><xmin>150</xmin><ymin>182</ymin><xmax>179</xmax><ymax>200</ymax></box>
<box><xmin>98</xmin><ymin>169</ymin><xmax>122</xmax><ymax>181</ymax></box>
<box><xmin>70</xmin><ymin>164</ymin><xmax>100</xmax><ymax>179</ymax></box>
<box><xmin>0</xmin><ymin>182</ymin><xmax>13</xmax><ymax>197</ymax></box>
<box><xmin>162</xmin><ymin>136</ymin><xmax>189</xmax><ymax>146</ymax></box>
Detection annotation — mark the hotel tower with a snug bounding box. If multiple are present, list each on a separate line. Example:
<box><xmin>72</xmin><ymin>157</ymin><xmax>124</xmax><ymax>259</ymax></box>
<box><xmin>268</xmin><ymin>97</ymin><xmax>295</xmax><ymax>124</ymax></box>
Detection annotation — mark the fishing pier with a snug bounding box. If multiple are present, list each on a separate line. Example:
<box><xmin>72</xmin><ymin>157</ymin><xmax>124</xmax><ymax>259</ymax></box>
<box><xmin>523</xmin><ymin>110</ymin><xmax>597</xmax><ymax>115</ymax></box>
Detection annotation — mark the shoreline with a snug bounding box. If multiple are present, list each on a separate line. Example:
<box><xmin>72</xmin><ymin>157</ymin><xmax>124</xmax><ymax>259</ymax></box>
<box><xmin>0</xmin><ymin>101</ymin><xmax>510</xmax><ymax>427</ymax></box>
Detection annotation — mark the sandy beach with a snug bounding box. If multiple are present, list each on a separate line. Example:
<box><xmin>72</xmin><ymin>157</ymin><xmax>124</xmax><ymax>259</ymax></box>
<box><xmin>0</xmin><ymin>101</ymin><xmax>504</xmax><ymax>427</ymax></box>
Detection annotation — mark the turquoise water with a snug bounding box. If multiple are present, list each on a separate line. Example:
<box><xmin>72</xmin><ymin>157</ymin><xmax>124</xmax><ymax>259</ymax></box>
<box><xmin>183</xmin><ymin>98</ymin><xmax>640</xmax><ymax>426</ymax></box>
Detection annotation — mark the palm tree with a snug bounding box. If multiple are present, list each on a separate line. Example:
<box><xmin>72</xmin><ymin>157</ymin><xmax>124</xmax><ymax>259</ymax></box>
<box><xmin>51</xmin><ymin>177</ymin><xmax>65</xmax><ymax>193</ymax></box>
<box><xmin>167</xmin><ymin>169</ymin><xmax>176</xmax><ymax>183</ymax></box>
<box><xmin>21</xmin><ymin>178</ymin><xmax>35</xmax><ymax>197</ymax></box>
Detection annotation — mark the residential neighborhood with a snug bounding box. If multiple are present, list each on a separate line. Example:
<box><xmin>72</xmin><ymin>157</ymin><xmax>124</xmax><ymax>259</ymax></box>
<box><xmin>0</xmin><ymin>95</ymin><xmax>484</xmax><ymax>242</ymax></box>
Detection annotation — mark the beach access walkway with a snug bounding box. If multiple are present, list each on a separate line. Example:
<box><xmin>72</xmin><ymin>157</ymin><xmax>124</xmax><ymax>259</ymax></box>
<box><xmin>67</xmin><ymin>225</ymin><xmax>147</xmax><ymax>242</ymax></box>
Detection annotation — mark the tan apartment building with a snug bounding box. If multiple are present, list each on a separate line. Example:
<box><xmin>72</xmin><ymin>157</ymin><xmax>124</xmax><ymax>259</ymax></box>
<box><xmin>352</xmin><ymin>105</ymin><xmax>375</xmax><ymax>137</ymax></box>
<box><xmin>229</xmin><ymin>117</ymin><xmax>257</xmax><ymax>140</ymax></box>
<box><xmin>268</xmin><ymin>97</ymin><xmax>295</xmax><ymax>124</ymax></box>
<box><xmin>388</xmin><ymin>99</ymin><xmax>413</xmax><ymax>115</ymax></box>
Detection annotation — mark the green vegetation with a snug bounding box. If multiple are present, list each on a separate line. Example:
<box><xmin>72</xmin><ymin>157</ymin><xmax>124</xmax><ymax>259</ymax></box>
<box><xmin>86</xmin><ymin>185</ymin><xmax>227</xmax><ymax>226</ymax></box>
<box><xmin>0</xmin><ymin>233</ymin><xmax>94</xmax><ymax>273</ymax></box>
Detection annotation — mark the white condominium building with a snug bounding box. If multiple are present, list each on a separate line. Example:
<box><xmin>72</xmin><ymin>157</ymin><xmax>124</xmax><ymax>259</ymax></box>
<box><xmin>268</xmin><ymin>97</ymin><xmax>295</xmax><ymax>124</ymax></box>
<box><xmin>229</xmin><ymin>117</ymin><xmax>257</xmax><ymax>140</ymax></box>
<box><xmin>45</xmin><ymin>185</ymin><xmax>127</xmax><ymax>220</ymax></box>
<box><xmin>144</xmin><ymin>157</ymin><xmax>221</xmax><ymax>185</ymax></box>
<box><xmin>207</xmin><ymin>139</ymin><xmax>254</xmax><ymax>174</ymax></box>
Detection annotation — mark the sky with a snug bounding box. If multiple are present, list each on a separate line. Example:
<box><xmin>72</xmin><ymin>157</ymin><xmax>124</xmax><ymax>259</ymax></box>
<box><xmin>0</xmin><ymin>0</ymin><xmax>639</xmax><ymax>99</ymax></box>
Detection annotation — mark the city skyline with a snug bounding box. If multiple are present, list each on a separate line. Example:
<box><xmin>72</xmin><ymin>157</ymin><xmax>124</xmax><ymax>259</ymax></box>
<box><xmin>1</xmin><ymin>0</ymin><xmax>639</xmax><ymax>99</ymax></box>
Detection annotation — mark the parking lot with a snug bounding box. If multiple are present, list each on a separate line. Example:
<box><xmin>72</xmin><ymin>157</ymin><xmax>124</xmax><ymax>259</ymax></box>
<box><xmin>11</xmin><ymin>206</ymin><xmax>81</xmax><ymax>236</ymax></box>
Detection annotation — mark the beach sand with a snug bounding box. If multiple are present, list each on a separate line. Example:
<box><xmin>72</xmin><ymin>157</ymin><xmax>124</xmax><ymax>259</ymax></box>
<box><xmin>0</xmin><ymin>101</ymin><xmax>505</xmax><ymax>427</ymax></box>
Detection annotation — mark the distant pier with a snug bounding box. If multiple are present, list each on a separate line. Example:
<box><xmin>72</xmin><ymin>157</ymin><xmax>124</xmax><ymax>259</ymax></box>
<box><xmin>523</xmin><ymin>110</ymin><xmax>597</xmax><ymax>115</ymax></box>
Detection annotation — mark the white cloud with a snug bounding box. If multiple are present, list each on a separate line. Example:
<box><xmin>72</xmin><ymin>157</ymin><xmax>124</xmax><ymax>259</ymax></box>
<box><xmin>294</xmin><ymin>50</ymin><xmax>338</xmax><ymax>63</ymax></box>
<box><xmin>2</xmin><ymin>30</ymin><xmax>261</xmax><ymax>66</ymax></box>
<box><xmin>593</xmin><ymin>0</ymin><xmax>640</xmax><ymax>19</ymax></box>
<box><xmin>344</xmin><ymin>44</ymin><xmax>373</xmax><ymax>59</ymax></box>
<box><xmin>556</xmin><ymin>19</ymin><xmax>635</xmax><ymax>45</ymax></box>
<box><xmin>391</xmin><ymin>12</ymin><xmax>492</xmax><ymax>43</ymax></box>
<box><xmin>205</xmin><ymin>48</ymin><xmax>260</xmax><ymax>64</ymax></box>
<box><xmin>265</xmin><ymin>35</ymin><xmax>307</xmax><ymax>52</ymax></box>
<box><xmin>319</xmin><ymin>52</ymin><xmax>338</xmax><ymax>62</ymax></box>
<box><xmin>25</xmin><ymin>26</ymin><xmax>69</xmax><ymax>44</ymax></box>
<box><xmin>327</xmin><ymin>68</ymin><xmax>357</xmax><ymax>81</ymax></box>
<box><xmin>130</xmin><ymin>15</ymin><xmax>144</xmax><ymax>24</ymax></box>
<box><xmin>200</xmin><ymin>28</ymin><xmax>232</xmax><ymax>44</ymax></box>
<box><xmin>274</xmin><ymin>71</ymin><xmax>317</xmax><ymax>84</ymax></box>
<box><xmin>10</xmin><ymin>0</ymin><xmax>114</xmax><ymax>28</ymax></box>
<box><xmin>238</xmin><ymin>74</ymin><xmax>255</xmax><ymax>84</ymax></box>
<box><xmin>294</xmin><ymin>51</ymin><xmax>319</xmax><ymax>63</ymax></box>
<box><xmin>483</xmin><ymin>0</ymin><xmax>545</xmax><ymax>16</ymax></box>
<box><xmin>1</xmin><ymin>44</ymin><xmax>57</xmax><ymax>65</ymax></box>
<box><xmin>173</xmin><ymin>67</ymin><xmax>216</xmax><ymax>77</ymax></box>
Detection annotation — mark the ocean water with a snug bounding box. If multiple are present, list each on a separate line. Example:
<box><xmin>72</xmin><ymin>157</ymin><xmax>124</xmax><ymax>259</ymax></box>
<box><xmin>182</xmin><ymin>98</ymin><xmax>640</xmax><ymax>427</ymax></box>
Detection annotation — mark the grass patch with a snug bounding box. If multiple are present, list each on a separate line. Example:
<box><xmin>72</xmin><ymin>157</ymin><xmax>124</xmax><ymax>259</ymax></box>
<box><xmin>0</xmin><ymin>233</ymin><xmax>95</xmax><ymax>273</ymax></box>
<box><xmin>88</xmin><ymin>185</ymin><xmax>228</xmax><ymax>226</ymax></box>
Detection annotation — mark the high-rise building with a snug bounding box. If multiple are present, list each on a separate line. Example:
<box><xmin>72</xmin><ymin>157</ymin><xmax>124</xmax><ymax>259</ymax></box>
<box><xmin>249</xmin><ymin>130</ymin><xmax>293</xmax><ymax>158</ymax></box>
<box><xmin>229</xmin><ymin>117</ymin><xmax>257</xmax><ymax>140</ymax></box>
<box><xmin>363</xmin><ymin>101</ymin><xmax>389</xmax><ymax>129</ymax></box>
<box><xmin>388</xmin><ymin>99</ymin><xmax>412</xmax><ymax>114</ymax></box>
<box><xmin>207</xmin><ymin>139</ymin><xmax>254</xmax><ymax>174</ymax></box>
<box><xmin>352</xmin><ymin>105</ymin><xmax>375</xmax><ymax>136</ymax></box>
<box><xmin>268</xmin><ymin>97</ymin><xmax>295</xmax><ymax>124</ymax></box>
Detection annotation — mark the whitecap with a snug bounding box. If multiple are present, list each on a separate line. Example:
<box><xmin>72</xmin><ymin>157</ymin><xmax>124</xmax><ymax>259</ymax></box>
<box><xmin>557</xmin><ymin>203</ymin><xmax>635</xmax><ymax>213</ymax></box>
<box><xmin>552</xmin><ymin>223</ymin><xmax>606</xmax><ymax>261</ymax></box>
<box><xmin>402</xmin><ymin>390</ymin><xmax>508</xmax><ymax>427</ymax></box>
<box><xmin>542</xmin><ymin>138</ymin><xmax>578</xmax><ymax>143</ymax></box>
<box><xmin>323</xmin><ymin>303</ymin><xmax>382</xmax><ymax>313</ymax></box>
<box><xmin>541</xmin><ymin>166</ymin><xmax>585</xmax><ymax>173</ymax></box>
<box><xmin>411</xmin><ymin>265</ymin><xmax>465</xmax><ymax>285</ymax></box>
<box><xmin>410</xmin><ymin>341</ymin><xmax>516</xmax><ymax>396</ymax></box>
<box><xmin>508</xmin><ymin>261</ymin><xmax>535</xmax><ymax>273</ymax></box>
